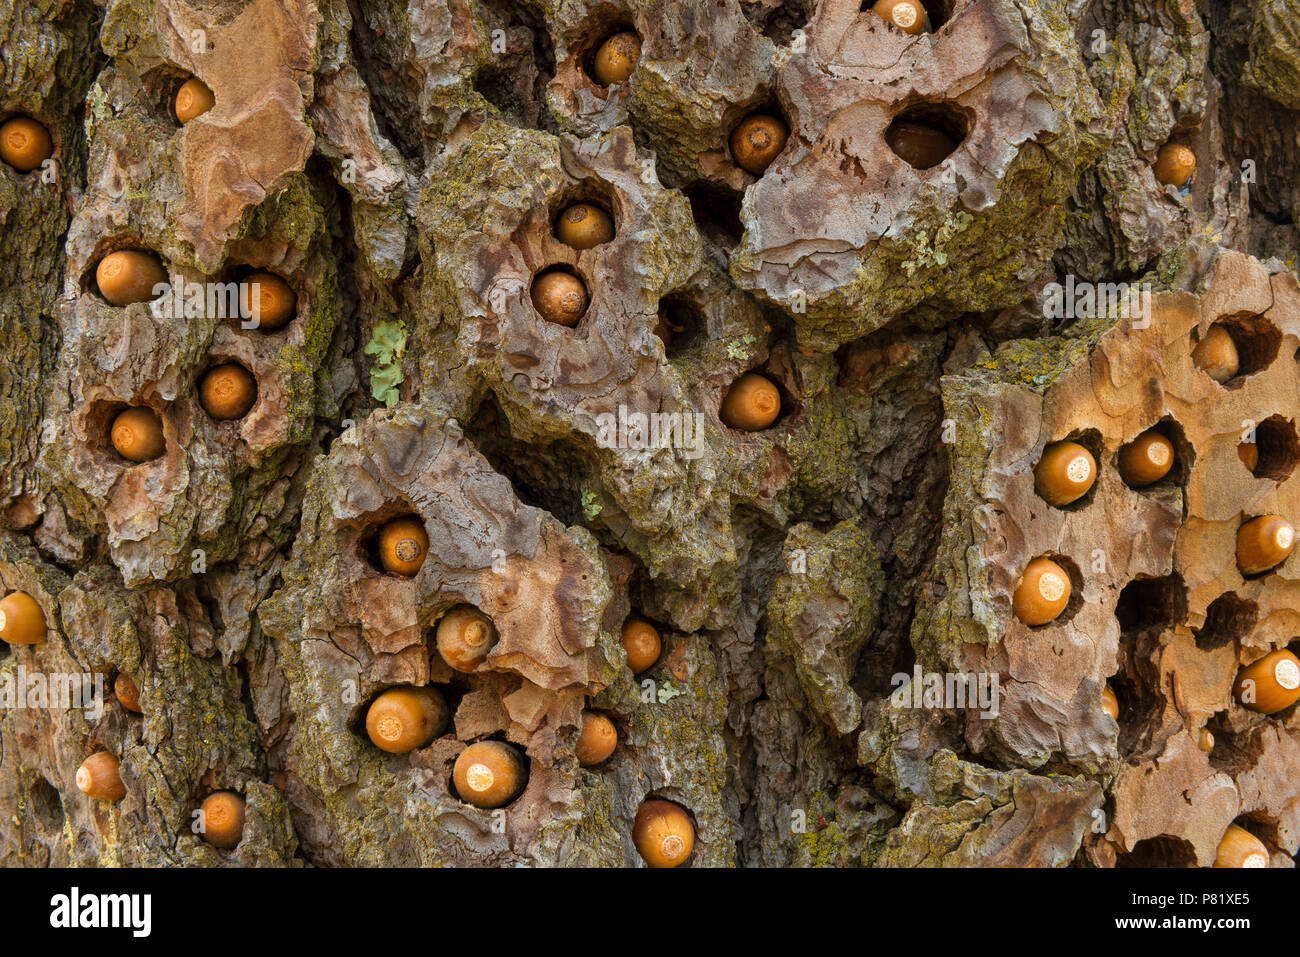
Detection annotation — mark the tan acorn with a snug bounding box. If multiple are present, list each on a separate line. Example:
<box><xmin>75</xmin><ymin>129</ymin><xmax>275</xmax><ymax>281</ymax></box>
<box><xmin>1236</xmin><ymin>515</ymin><xmax>1294</xmax><ymax>576</ymax></box>
<box><xmin>96</xmin><ymin>251</ymin><xmax>167</xmax><ymax>307</ymax></box>
<box><xmin>1034</xmin><ymin>441</ymin><xmax>1097</xmax><ymax>507</ymax></box>
<box><xmin>453</xmin><ymin>740</ymin><xmax>527</xmax><ymax>808</ymax></box>
<box><xmin>633</xmin><ymin>799</ymin><xmax>695</xmax><ymax>868</ymax></box>
<box><xmin>1012</xmin><ymin>557</ymin><xmax>1071</xmax><ymax>626</ymax></box>
<box><xmin>720</xmin><ymin>372</ymin><xmax>781</xmax><ymax>431</ymax></box>
<box><xmin>199</xmin><ymin>791</ymin><xmax>245</xmax><ymax>849</ymax></box>
<box><xmin>365</xmin><ymin>686</ymin><xmax>448</xmax><ymax>753</ymax></box>
<box><xmin>531</xmin><ymin>270</ymin><xmax>589</xmax><ymax>326</ymax></box>
<box><xmin>435</xmin><ymin>605</ymin><xmax>498</xmax><ymax>672</ymax></box>
<box><xmin>1213</xmin><ymin>824</ymin><xmax>1269</xmax><ymax>868</ymax></box>
<box><xmin>1198</xmin><ymin>728</ymin><xmax>1215</xmax><ymax>753</ymax></box>
<box><xmin>114</xmin><ymin>672</ymin><xmax>142</xmax><ymax>713</ymax></box>
<box><xmin>576</xmin><ymin>711</ymin><xmax>618</xmax><ymax>766</ymax></box>
<box><xmin>593</xmin><ymin>32</ymin><xmax>640</xmax><ymax>86</ymax></box>
<box><xmin>730</xmin><ymin>114</ymin><xmax>788</xmax><ymax>176</ymax></box>
<box><xmin>555</xmin><ymin>203</ymin><xmax>614</xmax><ymax>250</ymax></box>
<box><xmin>886</xmin><ymin>121</ymin><xmax>958</xmax><ymax>169</ymax></box>
<box><xmin>377</xmin><ymin>516</ymin><xmax>429</xmax><ymax>576</ymax></box>
<box><xmin>0</xmin><ymin>591</ymin><xmax>46</xmax><ymax>645</ymax></box>
<box><xmin>1118</xmin><ymin>430</ymin><xmax>1174</xmax><ymax>487</ymax></box>
<box><xmin>871</xmin><ymin>0</ymin><xmax>929</xmax><ymax>33</ymax></box>
<box><xmin>1192</xmin><ymin>324</ymin><xmax>1238</xmax><ymax>383</ymax></box>
<box><xmin>199</xmin><ymin>363</ymin><xmax>257</xmax><ymax>420</ymax></box>
<box><xmin>110</xmin><ymin>407</ymin><xmax>166</xmax><ymax>463</ymax></box>
<box><xmin>175</xmin><ymin>78</ymin><xmax>216</xmax><ymax>124</ymax></box>
<box><xmin>239</xmin><ymin>270</ymin><xmax>296</xmax><ymax>331</ymax></box>
<box><xmin>1233</xmin><ymin>649</ymin><xmax>1300</xmax><ymax>714</ymax></box>
<box><xmin>621</xmin><ymin>619</ymin><xmax>661</xmax><ymax>674</ymax></box>
<box><xmin>1101</xmin><ymin>684</ymin><xmax>1118</xmax><ymax>721</ymax></box>
<box><xmin>1154</xmin><ymin>143</ymin><xmax>1196</xmax><ymax>188</ymax></box>
<box><xmin>0</xmin><ymin>116</ymin><xmax>53</xmax><ymax>172</ymax></box>
<box><xmin>76</xmin><ymin>752</ymin><xmax>126</xmax><ymax>802</ymax></box>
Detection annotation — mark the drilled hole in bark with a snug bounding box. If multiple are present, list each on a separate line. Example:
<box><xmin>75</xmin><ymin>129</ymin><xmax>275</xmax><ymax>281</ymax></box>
<box><xmin>529</xmin><ymin>264</ymin><xmax>591</xmax><ymax>328</ymax></box>
<box><xmin>88</xmin><ymin>400</ymin><xmax>167</xmax><ymax>466</ymax></box>
<box><xmin>79</xmin><ymin>242</ymin><xmax>168</xmax><ymax>305</ymax></box>
<box><xmin>1021</xmin><ymin>553</ymin><xmax>1084</xmax><ymax>628</ymax></box>
<box><xmin>686</xmin><ymin>182</ymin><xmax>744</xmax><ymax>250</ymax></box>
<box><xmin>1116</xmin><ymin>835</ymin><xmax>1197</xmax><ymax>868</ymax></box>
<box><xmin>356</xmin><ymin>508</ymin><xmax>425</xmax><ymax>577</ymax></box>
<box><xmin>550</xmin><ymin>184</ymin><xmax>618</xmax><ymax>249</ymax></box>
<box><xmin>27</xmin><ymin>776</ymin><xmax>63</xmax><ymax>831</ymax></box>
<box><xmin>1039</xmin><ymin>428</ymin><xmax>1105</xmax><ymax>512</ymax></box>
<box><xmin>196</xmin><ymin>358</ymin><xmax>258</xmax><ymax>422</ymax></box>
<box><xmin>1199</xmin><ymin>314</ymin><xmax>1282</xmax><ymax>388</ymax></box>
<box><xmin>744</xmin><ymin>0</ymin><xmax>814</xmax><ymax>44</ymax></box>
<box><xmin>655</xmin><ymin>294</ymin><xmax>705</xmax><ymax>356</ymax></box>
<box><xmin>1117</xmin><ymin>417</ymin><xmax>1193</xmax><ymax>494</ymax></box>
<box><xmin>1194</xmin><ymin>592</ymin><xmax>1257</xmax><ymax>651</ymax></box>
<box><xmin>578</xmin><ymin>21</ymin><xmax>639</xmax><ymax>88</ymax></box>
<box><xmin>1115</xmin><ymin>574</ymin><xmax>1186</xmax><ymax>637</ymax></box>
<box><xmin>1240</xmin><ymin>415</ymin><xmax>1300</xmax><ymax>481</ymax></box>
<box><xmin>447</xmin><ymin>735</ymin><xmax>530</xmax><ymax>807</ymax></box>
<box><xmin>885</xmin><ymin>102</ymin><xmax>969</xmax><ymax>169</ymax></box>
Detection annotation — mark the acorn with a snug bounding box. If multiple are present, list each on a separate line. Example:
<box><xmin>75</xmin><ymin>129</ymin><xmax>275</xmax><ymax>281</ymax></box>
<box><xmin>593</xmin><ymin>32</ymin><xmax>640</xmax><ymax>86</ymax></box>
<box><xmin>1213</xmin><ymin>824</ymin><xmax>1269</xmax><ymax>868</ymax></box>
<box><xmin>364</xmin><ymin>686</ymin><xmax>448</xmax><ymax>754</ymax></box>
<box><xmin>1118</xmin><ymin>430</ymin><xmax>1174</xmax><ymax>487</ymax></box>
<box><xmin>720</xmin><ymin>372</ymin><xmax>781</xmax><ymax>431</ymax></box>
<box><xmin>199</xmin><ymin>790</ymin><xmax>245</xmax><ymax>849</ymax></box>
<box><xmin>633</xmin><ymin>799</ymin><xmax>695</xmax><ymax>868</ymax></box>
<box><xmin>0</xmin><ymin>591</ymin><xmax>46</xmax><ymax>645</ymax></box>
<box><xmin>1198</xmin><ymin>728</ymin><xmax>1215</xmax><ymax>753</ymax></box>
<box><xmin>555</xmin><ymin>203</ymin><xmax>614</xmax><ymax>250</ymax></box>
<box><xmin>1154</xmin><ymin>143</ymin><xmax>1196</xmax><ymax>188</ymax></box>
<box><xmin>1192</xmin><ymin>324</ymin><xmax>1238</xmax><ymax>383</ymax></box>
<box><xmin>621</xmin><ymin>619</ymin><xmax>661</xmax><ymax>674</ymax></box>
<box><xmin>1238</xmin><ymin>441</ymin><xmax>1258</xmax><ymax>472</ymax></box>
<box><xmin>114</xmin><ymin>672</ymin><xmax>142</xmax><ymax>713</ymax></box>
<box><xmin>0</xmin><ymin>116</ymin><xmax>53</xmax><ymax>172</ymax></box>
<box><xmin>1236</xmin><ymin>515</ymin><xmax>1295</xmax><ymax>576</ymax></box>
<box><xmin>1233</xmin><ymin>649</ymin><xmax>1300</xmax><ymax>714</ymax></box>
<box><xmin>110</xmin><ymin>407</ymin><xmax>166</xmax><ymax>463</ymax></box>
<box><xmin>871</xmin><ymin>0</ymin><xmax>929</xmax><ymax>34</ymax></box>
<box><xmin>95</xmin><ymin>250</ymin><xmax>167</xmax><ymax>307</ymax></box>
<box><xmin>730</xmin><ymin>114</ymin><xmax>789</xmax><ymax>176</ymax></box>
<box><xmin>453</xmin><ymin>740</ymin><xmax>527</xmax><ymax>809</ymax></box>
<box><xmin>1012</xmin><ymin>557</ymin><xmax>1071</xmax><ymax>626</ymax></box>
<box><xmin>76</xmin><ymin>752</ymin><xmax>126</xmax><ymax>802</ymax></box>
<box><xmin>175</xmin><ymin>78</ymin><xmax>215</xmax><ymax>125</ymax></box>
<box><xmin>239</xmin><ymin>270</ymin><xmax>296</xmax><ymax>331</ymax></box>
<box><xmin>435</xmin><ymin>605</ymin><xmax>498</xmax><ymax>672</ymax></box>
<box><xmin>576</xmin><ymin>711</ymin><xmax>618</xmax><ymax>766</ymax></box>
<box><xmin>1101</xmin><ymin>684</ymin><xmax>1118</xmax><ymax>721</ymax></box>
<box><xmin>377</xmin><ymin>516</ymin><xmax>429</xmax><ymax>576</ymax></box>
<box><xmin>1033</xmin><ymin>441</ymin><xmax>1097</xmax><ymax>507</ymax></box>
<box><xmin>531</xmin><ymin>270</ymin><xmax>588</xmax><ymax>326</ymax></box>
<box><xmin>199</xmin><ymin>363</ymin><xmax>257</xmax><ymax>420</ymax></box>
<box><xmin>886</xmin><ymin>121</ymin><xmax>958</xmax><ymax>169</ymax></box>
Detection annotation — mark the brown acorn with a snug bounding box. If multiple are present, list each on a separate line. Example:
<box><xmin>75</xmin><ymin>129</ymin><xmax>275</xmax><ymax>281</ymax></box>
<box><xmin>435</xmin><ymin>605</ymin><xmax>498</xmax><ymax>672</ymax></box>
<box><xmin>96</xmin><ymin>250</ymin><xmax>167</xmax><ymax>307</ymax></box>
<box><xmin>576</xmin><ymin>711</ymin><xmax>618</xmax><ymax>766</ymax></box>
<box><xmin>114</xmin><ymin>672</ymin><xmax>142</xmax><ymax>713</ymax></box>
<box><xmin>1101</xmin><ymin>684</ymin><xmax>1118</xmax><ymax>721</ymax></box>
<box><xmin>1236</xmin><ymin>515</ymin><xmax>1295</xmax><ymax>576</ymax></box>
<box><xmin>1192</xmin><ymin>324</ymin><xmax>1238</xmax><ymax>383</ymax></box>
<box><xmin>730</xmin><ymin>114</ymin><xmax>788</xmax><ymax>176</ymax></box>
<box><xmin>555</xmin><ymin>203</ymin><xmax>614</xmax><ymax>250</ymax></box>
<box><xmin>1198</xmin><ymin>728</ymin><xmax>1215</xmax><ymax>753</ymax></box>
<box><xmin>633</xmin><ymin>799</ymin><xmax>695</xmax><ymax>868</ymax></box>
<box><xmin>453</xmin><ymin>740</ymin><xmax>527</xmax><ymax>808</ymax></box>
<box><xmin>593</xmin><ymin>32</ymin><xmax>641</xmax><ymax>86</ymax></box>
<box><xmin>1154</xmin><ymin>143</ymin><xmax>1196</xmax><ymax>188</ymax></box>
<box><xmin>1233</xmin><ymin>649</ymin><xmax>1300</xmax><ymax>714</ymax></box>
<box><xmin>1213</xmin><ymin>824</ymin><xmax>1269</xmax><ymax>868</ymax></box>
<box><xmin>886</xmin><ymin>120</ymin><xmax>959</xmax><ymax>170</ymax></box>
<box><xmin>175</xmin><ymin>78</ymin><xmax>215</xmax><ymax>125</ymax></box>
<box><xmin>720</xmin><ymin>372</ymin><xmax>781</xmax><ymax>431</ymax></box>
<box><xmin>199</xmin><ymin>363</ymin><xmax>257</xmax><ymax>420</ymax></box>
<box><xmin>871</xmin><ymin>0</ymin><xmax>929</xmax><ymax>34</ymax></box>
<box><xmin>365</xmin><ymin>686</ymin><xmax>448</xmax><ymax>753</ymax></box>
<box><xmin>76</xmin><ymin>752</ymin><xmax>126</xmax><ymax>802</ymax></box>
<box><xmin>110</xmin><ymin>407</ymin><xmax>166</xmax><ymax>463</ymax></box>
<box><xmin>621</xmin><ymin>619</ymin><xmax>661</xmax><ymax>674</ymax></box>
<box><xmin>1238</xmin><ymin>441</ymin><xmax>1258</xmax><ymax>472</ymax></box>
<box><xmin>1034</xmin><ymin>441</ymin><xmax>1097</xmax><ymax>507</ymax></box>
<box><xmin>1012</xmin><ymin>557</ymin><xmax>1071</xmax><ymax>626</ymax></box>
<box><xmin>0</xmin><ymin>591</ymin><xmax>46</xmax><ymax>645</ymax></box>
<box><xmin>0</xmin><ymin>116</ymin><xmax>53</xmax><ymax>172</ymax></box>
<box><xmin>239</xmin><ymin>270</ymin><xmax>296</xmax><ymax>331</ymax></box>
<box><xmin>531</xmin><ymin>270</ymin><xmax>589</xmax><ymax>326</ymax></box>
<box><xmin>377</xmin><ymin>516</ymin><xmax>429</xmax><ymax>576</ymax></box>
<box><xmin>1118</xmin><ymin>430</ymin><xmax>1174</xmax><ymax>487</ymax></box>
<box><xmin>199</xmin><ymin>790</ymin><xmax>245</xmax><ymax>849</ymax></box>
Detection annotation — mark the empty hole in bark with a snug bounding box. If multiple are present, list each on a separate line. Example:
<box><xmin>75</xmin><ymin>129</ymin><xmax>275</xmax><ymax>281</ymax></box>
<box><xmin>1109</xmin><ymin>656</ymin><xmax>1164</xmax><ymax>756</ymax></box>
<box><xmin>686</xmin><ymin>182</ymin><xmax>744</xmax><ymax>250</ymax></box>
<box><xmin>1201</xmin><ymin>314</ymin><xmax>1282</xmax><ymax>388</ymax></box>
<box><xmin>1115</xmin><ymin>836</ymin><xmax>1197</xmax><ymax>868</ymax></box>
<box><xmin>1118</xmin><ymin>416</ymin><xmax>1193</xmax><ymax>494</ymax></box>
<box><xmin>578</xmin><ymin>21</ymin><xmax>639</xmax><ymax>88</ymax></box>
<box><xmin>1241</xmin><ymin>415</ymin><xmax>1299</xmax><ymax>481</ymax></box>
<box><xmin>655</xmin><ymin>294</ymin><xmax>705</xmax><ymax>356</ymax></box>
<box><xmin>1115</xmin><ymin>574</ymin><xmax>1187</xmax><ymax>637</ymax></box>
<box><xmin>475</xmin><ymin>65</ymin><xmax>531</xmax><ymax>124</ymax></box>
<box><xmin>885</xmin><ymin>102</ymin><xmax>969</xmax><ymax>169</ymax></box>
<box><xmin>1194</xmin><ymin>592</ymin><xmax>1257</xmax><ymax>651</ymax></box>
<box><xmin>529</xmin><ymin>263</ymin><xmax>591</xmax><ymax>327</ymax></box>
<box><xmin>743</xmin><ymin>0</ymin><xmax>814</xmax><ymax>44</ymax></box>
<box><xmin>27</xmin><ymin>776</ymin><xmax>63</xmax><ymax>831</ymax></box>
<box><xmin>356</xmin><ymin>507</ymin><xmax>424</xmax><ymax>576</ymax></box>
<box><xmin>860</xmin><ymin>0</ymin><xmax>954</xmax><ymax>29</ymax></box>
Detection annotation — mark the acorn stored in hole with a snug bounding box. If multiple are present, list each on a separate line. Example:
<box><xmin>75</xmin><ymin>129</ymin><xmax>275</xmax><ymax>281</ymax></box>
<box><xmin>1101</xmin><ymin>684</ymin><xmax>1118</xmax><ymax>721</ymax></box>
<box><xmin>531</xmin><ymin>270</ymin><xmax>588</xmax><ymax>326</ymax></box>
<box><xmin>730</xmin><ymin>114</ymin><xmax>788</xmax><ymax>176</ymax></box>
<box><xmin>1154</xmin><ymin>143</ymin><xmax>1196</xmax><ymax>188</ymax></box>
<box><xmin>96</xmin><ymin>250</ymin><xmax>167</xmax><ymax>307</ymax></box>
<box><xmin>871</xmin><ymin>0</ymin><xmax>929</xmax><ymax>33</ymax></box>
<box><xmin>175</xmin><ymin>78</ymin><xmax>215</xmax><ymax>124</ymax></box>
<box><xmin>1233</xmin><ymin>649</ymin><xmax>1300</xmax><ymax>714</ymax></box>
<box><xmin>621</xmin><ymin>619</ymin><xmax>661</xmax><ymax>674</ymax></box>
<box><xmin>1198</xmin><ymin>728</ymin><xmax>1215</xmax><ymax>753</ymax></box>
<box><xmin>114</xmin><ymin>672</ymin><xmax>141</xmax><ymax>713</ymax></box>
<box><xmin>110</xmin><ymin>407</ymin><xmax>166</xmax><ymax>463</ymax></box>
<box><xmin>720</xmin><ymin>372</ymin><xmax>781</xmax><ymax>431</ymax></box>
<box><xmin>633</xmin><ymin>799</ymin><xmax>695</xmax><ymax>868</ymax></box>
<box><xmin>1012</xmin><ymin>557</ymin><xmax>1071</xmax><ymax>626</ymax></box>
<box><xmin>76</xmin><ymin>752</ymin><xmax>126</xmax><ymax>802</ymax></box>
<box><xmin>365</xmin><ymin>685</ymin><xmax>448</xmax><ymax>754</ymax></box>
<box><xmin>1192</xmin><ymin>324</ymin><xmax>1238</xmax><ymax>383</ymax></box>
<box><xmin>576</xmin><ymin>711</ymin><xmax>618</xmax><ymax>766</ymax></box>
<box><xmin>555</xmin><ymin>203</ymin><xmax>614</xmax><ymax>250</ymax></box>
<box><xmin>1236</xmin><ymin>515</ymin><xmax>1295</xmax><ymax>576</ymax></box>
<box><xmin>377</xmin><ymin>516</ymin><xmax>429</xmax><ymax>576</ymax></box>
<box><xmin>0</xmin><ymin>116</ymin><xmax>53</xmax><ymax>172</ymax></box>
<box><xmin>0</xmin><ymin>591</ymin><xmax>46</xmax><ymax>645</ymax></box>
<box><xmin>239</xmin><ymin>270</ymin><xmax>296</xmax><ymax>330</ymax></box>
<box><xmin>1238</xmin><ymin>442</ymin><xmax>1258</xmax><ymax>472</ymax></box>
<box><xmin>593</xmin><ymin>32</ymin><xmax>640</xmax><ymax>86</ymax></box>
<box><xmin>1213</xmin><ymin>824</ymin><xmax>1269</xmax><ymax>868</ymax></box>
<box><xmin>199</xmin><ymin>363</ymin><xmax>257</xmax><ymax>420</ymax></box>
<box><xmin>453</xmin><ymin>740</ymin><xmax>527</xmax><ymax>808</ymax></box>
<box><xmin>435</xmin><ymin>605</ymin><xmax>498</xmax><ymax>672</ymax></box>
<box><xmin>1034</xmin><ymin>441</ymin><xmax>1097</xmax><ymax>507</ymax></box>
<box><xmin>199</xmin><ymin>790</ymin><xmax>246</xmax><ymax>849</ymax></box>
<box><xmin>1118</xmin><ymin>430</ymin><xmax>1174</xmax><ymax>487</ymax></box>
<box><xmin>886</xmin><ymin>121</ymin><xmax>958</xmax><ymax>170</ymax></box>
